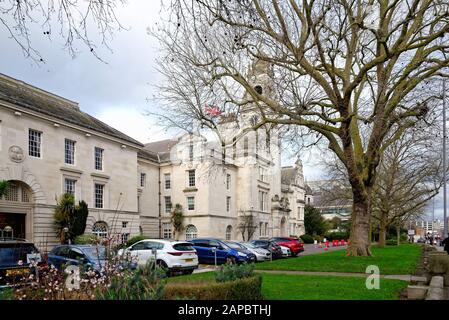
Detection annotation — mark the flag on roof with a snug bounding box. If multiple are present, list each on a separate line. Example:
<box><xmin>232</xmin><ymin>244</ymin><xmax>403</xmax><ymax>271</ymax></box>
<box><xmin>204</xmin><ymin>104</ymin><xmax>222</xmax><ymax>117</ymax></box>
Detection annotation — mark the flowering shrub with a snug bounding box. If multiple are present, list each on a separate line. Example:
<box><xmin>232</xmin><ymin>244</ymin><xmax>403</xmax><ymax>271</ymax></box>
<box><xmin>1</xmin><ymin>244</ymin><xmax>168</xmax><ymax>300</ymax></box>
<box><xmin>94</xmin><ymin>260</ymin><xmax>166</xmax><ymax>300</ymax></box>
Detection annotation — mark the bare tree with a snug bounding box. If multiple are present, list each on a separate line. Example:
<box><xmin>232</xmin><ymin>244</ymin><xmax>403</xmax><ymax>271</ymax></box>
<box><xmin>372</xmin><ymin>130</ymin><xmax>443</xmax><ymax>246</ymax></box>
<box><xmin>321</xmin><ymin>125</ymin><xmax>444</xmax><ymax>247</ymax></box>
<box><xmin>1</xmin><ymin>0</ymin><xmax>126</xmax><ymax>62</ymax></box>
<box><xmin>152</xmin><ymin>0</ymin><xmax>448</xmax><ymax>255</ymax></box>
<box><xmin>237</xmin><ymin>210</ymin><xmax>258</xmax><ymax>241</ymax></box>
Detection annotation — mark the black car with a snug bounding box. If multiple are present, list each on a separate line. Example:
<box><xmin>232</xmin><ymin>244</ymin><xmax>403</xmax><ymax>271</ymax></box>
<box><xmin>0</xmin><ymin>238</ymin><xmax>46</xmax><ymax>288</ymax></box>
<box><xmin>250</xmin><ymin>239</ymin><xmax>284</xmax><ymax>259</ymax></box>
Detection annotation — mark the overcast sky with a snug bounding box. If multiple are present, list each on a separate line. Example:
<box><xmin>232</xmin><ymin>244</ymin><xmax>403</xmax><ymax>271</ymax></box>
<box><xmin>0</xmin><ymin>1</ymin><xmax>445</xmax><ymax>220</ymax></box>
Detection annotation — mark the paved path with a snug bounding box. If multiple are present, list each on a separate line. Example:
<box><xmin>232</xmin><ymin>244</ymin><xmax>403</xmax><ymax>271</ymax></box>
<box><xmin>301</xmin><ymin>243</ymin><xmax>347</xmax><ymax>255</ymax></box>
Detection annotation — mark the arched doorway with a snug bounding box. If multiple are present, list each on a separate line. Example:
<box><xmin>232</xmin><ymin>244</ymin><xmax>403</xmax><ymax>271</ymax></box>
<box><xmin>0</xmin><ymin>180</ymin><xmax>34</xmax><ymax>239</ymax></box>
<box><xmin>280</xmin><ymin>216</ymin><xmax>287</xmax><ymax>236</ymax></box>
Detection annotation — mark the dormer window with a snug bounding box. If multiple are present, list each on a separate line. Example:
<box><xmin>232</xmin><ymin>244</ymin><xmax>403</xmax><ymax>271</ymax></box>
<box><xmin>254</xmin><ymin>85</ymin><xmax>263</xmax><ymax>94</ymax></box>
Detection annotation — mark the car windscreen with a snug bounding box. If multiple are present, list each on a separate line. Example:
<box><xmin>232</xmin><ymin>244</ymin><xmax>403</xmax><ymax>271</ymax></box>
<box><xmin>173</xmin><ymin>243</ymin><xmax>195</xmax><ymax>251</ymax></box>
<box><xmin>241</xmin><ymin>242</ymin><xmax>256</xmax><ymax>249</ymax></box>
<box><xmin>82</xmin><ymin>247</ymin><xmax>107</xmax><ymax>261</ymax></box>
<box><xmin>0</xmin><ymin>243</ymin><xmax>39</xmax><ymax>267</ymax></box>
<box><xmin>224</xmin><ymin>241</ymin><xmax>243</xmax><ymax>249</ymax></box>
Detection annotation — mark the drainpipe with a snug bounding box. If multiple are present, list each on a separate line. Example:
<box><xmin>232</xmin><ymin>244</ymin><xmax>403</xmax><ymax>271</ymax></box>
<box><xmin>158</xmin><ymin>154</ymin><xmax>162</xmax><ymax>239</ymax></box>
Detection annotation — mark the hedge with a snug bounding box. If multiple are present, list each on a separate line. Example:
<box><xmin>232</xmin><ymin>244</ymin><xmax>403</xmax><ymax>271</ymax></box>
<box><xmin>300</xmin><ymin>234</ymin><xmax>314</xmax><ymax>244</ymax></box>
<box><xmin>163</xmin><ymin>275</ymin><xmax>263</xmax><ymax>300</ymax></box>
<box><xmin>325</xmin><ymin>232</ymin><xmax>350</xmax><ymax>241</ymax></box>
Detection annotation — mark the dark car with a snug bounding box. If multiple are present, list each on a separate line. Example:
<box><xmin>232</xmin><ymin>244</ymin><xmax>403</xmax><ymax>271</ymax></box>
<box><xmin>189</xmin><ymin>238</ymin><xmax>256</xmax><ymax>265</ymax></box>
<box><xmin>47</xmin><ymin>245</ymin><xmax>107</xmax><ymax>272</ymax></box>
<box><xmin>0</xmin><ymin>238</ymin><xmax>46</xmax><ymax>288</ymax></box>
<box><xmin>270</xmin><ymin>237</ymin><xmax>305</xmax><ymax>256</ymax></box>
<box><xmin>250</xmin><ymin>239</ymin><xmax>284</xmax><ymax>259</ymax></box>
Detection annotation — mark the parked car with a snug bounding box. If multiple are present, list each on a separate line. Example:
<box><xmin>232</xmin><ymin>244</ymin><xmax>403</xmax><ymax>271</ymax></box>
<box><xmin>239</xmin><ymin>242</ymin><xmax>272</xmax><ymax>262</ymax></box>
<box><xmin>223</xmin><ymin>241</ymin><xmax>263</xmax><ymax>262</ymax></box>
<box><xmin>47</xmin><ymin>244</ymin><xmax>107</xmax><ymax>273</ymax></box>
<box><xmin>0</xmin><ymin>238</ymin><xmax>46</xmax><ymax>288</ymax></box>
<box><xmin>250</xmin><ymin>239</ymin><xmax>284</xmax><ymax>259</ymax></box>
<box><xmin>279</xmin><ymin>245</ymin><xmax>292</xmax><ymax>257</ymax></box>
<box><xmin>117</xmin><ymin>239</ymin><xmax>198</xmax><ymax>275</ymax></box>
<box><xmin>270</xmin><ymin>237</ymin><xmax>305</xmax><ymax>256</ymax></box>
<box><xmin>417</xmin><ymin>237</ymin><xmax>426</xmax><ymax>243</ymax></box>
<box><xmin>189</xmin><ymin>238</ymin><xmax>256</xmax><ymax>265</ymax></box>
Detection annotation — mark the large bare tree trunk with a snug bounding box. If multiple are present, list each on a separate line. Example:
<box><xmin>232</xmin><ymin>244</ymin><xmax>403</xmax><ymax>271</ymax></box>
<box><xmin>347</xmin><ymin>198</ymin><xmax>372</xmax><ymax>256</ymax></box>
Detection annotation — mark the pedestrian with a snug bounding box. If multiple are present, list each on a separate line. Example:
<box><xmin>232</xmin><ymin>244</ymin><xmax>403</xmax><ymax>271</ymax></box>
<box><xmin>442</xmin><ymin>237</ymin><xmax>449</xmax><ymax>255</ymax></box>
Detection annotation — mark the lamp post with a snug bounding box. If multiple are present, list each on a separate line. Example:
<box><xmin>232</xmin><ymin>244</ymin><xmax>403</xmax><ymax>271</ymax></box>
<box><xmin>2</xmin><ymin>226</ymin><xmax>13</xmax><ymax>239</ymax></box>
<box><xmin>439</xmin><ymin>81</ymin><xmax>446</xmax><ymax>238</ymax></box>
<box><xmin>62</xmin><ymin>227</ymin><xmax>69</xmax><ymax>244</ymax></box>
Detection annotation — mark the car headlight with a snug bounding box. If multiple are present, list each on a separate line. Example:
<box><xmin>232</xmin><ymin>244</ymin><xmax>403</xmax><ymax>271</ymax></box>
<box><xmin>237</xmin><ymin>252</ymin><xmax>247</xmax><ymax>257</ymax></box>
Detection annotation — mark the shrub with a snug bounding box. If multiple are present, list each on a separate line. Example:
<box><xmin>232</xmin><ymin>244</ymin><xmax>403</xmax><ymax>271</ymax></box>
<box><xmin>164</xmin><ymin>275</ymin><xmax>262</xmax><ymax>300</ymax></box>
<box><xmin>95</xmin><ymin>260</ymin><xmax>166</xmax><ymax>300</ymax></box>
<box><xmin>0</xmin><ymin>288</ymin><xmax>14</xmax><ymax>300</ymax></box>
<box><xmin>126</xmin><ymin>235</ymin><xmax>150</xmax><ymax>247</ymax></box>
<box><xmin>325</xmin><ymin>231</ymin><xmax>349</xmax><ymax>241</ymax></box>
<box><xmin>300</xmin><ymin>234</ymin><xmax>314</xmax><ymax>244</ymax></box>
<box><xmin>215</xmin><ymin>263</ymin><xmax>255</xmax><ymax>283</ymax></box>
<box><xmin>386</xmin><ymin>239</ymin><xmax>409</xmax><ymax>246</ymax></box>
<box><xmin>314</xmin><ymin>235</ymin><xmax>324</xmax><ymax>243</ymax></box>
<box><xmin>74</xmin><ymin>234</ymin><xmax>99</xmax><ymax>245</ymax></box>
<box><xmin>0</xmin><ymin>180</ymin><xmax>8</xmax><ymax>198</ymax></box>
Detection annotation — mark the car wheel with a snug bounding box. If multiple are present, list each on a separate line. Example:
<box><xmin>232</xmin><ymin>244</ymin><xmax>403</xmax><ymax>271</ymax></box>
<box><xmin>226</xmin><ymin>256</ymin><xmax>236</xmax><ymax>265</ymax></box>
<box><xmin>156</xmin><ymin>260</ymin><xmax>171</xmax><ymax>276</ymax></box>
<box><xmin>183</xmin><ymin>269</ymin><xmax>194</xmax><ymax>275</ymax></box>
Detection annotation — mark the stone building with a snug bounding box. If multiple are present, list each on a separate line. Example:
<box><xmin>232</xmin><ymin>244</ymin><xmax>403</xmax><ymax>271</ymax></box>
<box><xmin>0</xmin><ymin>73</ymin><xmax>142</xmax><ymax>251</ymax></box>
<box><xmin>0</xmin><ymin>71</ymin><xmax>308</xmax><ymax>249</ymax></box>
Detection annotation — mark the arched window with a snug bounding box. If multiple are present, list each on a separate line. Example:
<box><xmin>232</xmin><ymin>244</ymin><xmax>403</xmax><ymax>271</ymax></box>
<box><xmin>92</xmin><ymin>221</ymin><xmax>108</xmax><ymax>239</ymax></box>
<box><xmin>185</xmin><ymin>224</ymin><xmax>198</xmax><ymax>240</ymax></box>
<box><xmin>225</xmin><ymin>225</ymin><xmax>233</xmax><ymax>240</ymax></box>
<box><xmin>1</xmin><ymin>181</ymin><xmax>33</xmax><ymax>203</ymax></box>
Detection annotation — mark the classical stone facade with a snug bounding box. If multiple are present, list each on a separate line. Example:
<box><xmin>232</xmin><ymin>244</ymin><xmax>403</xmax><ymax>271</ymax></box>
<box><xmin>0</xmin><ymin>72</ymin><xmax>308</xmax><ymax>250</ymax></box>
<box><xmin>0</xmin><ymin>74</ymin><xmax>142</xmax><ymax>251</ymax></box>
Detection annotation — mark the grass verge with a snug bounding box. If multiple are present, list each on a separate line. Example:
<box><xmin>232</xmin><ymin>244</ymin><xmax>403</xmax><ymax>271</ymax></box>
<box><xmin>167</xmin><ymin>272</ymin><xmax>407</xmax><ymax>300</ymax></box>
<box><xmin>255</xmin><ymin>244</ymin><xmax>421</xmax><ymax>275</ymax></box>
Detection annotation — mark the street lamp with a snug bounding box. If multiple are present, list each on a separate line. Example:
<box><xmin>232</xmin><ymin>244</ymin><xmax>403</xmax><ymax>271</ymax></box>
<box><xmin>1</xmin><ymin>226</ymin><xmax>14</xmax><ymax>239</ymax></box>
<box><xmin>443</xmin><ymin>78</ymin><xmax>448</xmax><ymax>239</ymax></box>
<box><xmin>62</xmin><ymin>227</ymin><xmax>70</xmax><ymax>244</ymax></box>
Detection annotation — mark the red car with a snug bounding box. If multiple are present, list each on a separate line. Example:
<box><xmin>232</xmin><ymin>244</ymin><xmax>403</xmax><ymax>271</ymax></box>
<box><xmin>270</xmin><ymin>237</ymin><xmax>304</xmax><ymax>256</ymax></box>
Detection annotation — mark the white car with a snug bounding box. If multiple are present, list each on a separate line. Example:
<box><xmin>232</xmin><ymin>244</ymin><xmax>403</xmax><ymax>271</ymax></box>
<box><xmin>118</xmin><ymin>239</ymin><xmax>198</xmax><ymax>275</ymax></box>
<box><xmin>280</xmin><ymin>245</ymin><xmax>292</xmax><ymax>258</ymax></box>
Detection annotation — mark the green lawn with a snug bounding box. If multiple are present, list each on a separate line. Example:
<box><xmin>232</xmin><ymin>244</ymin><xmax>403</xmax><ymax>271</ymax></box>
<box><xmin>167</xmin><ymin>272</ymin><xmax>407</xmax><ymax>300</ymax></box>
<box><xmin>255</xmin><ymin>244</ymin><xmax>421</xmax><ymax>275</ymax></box>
